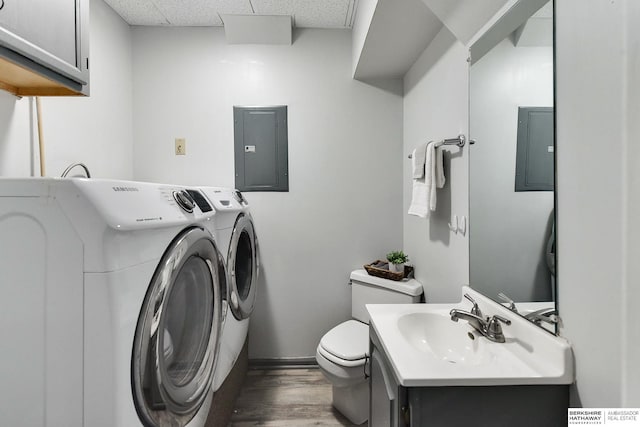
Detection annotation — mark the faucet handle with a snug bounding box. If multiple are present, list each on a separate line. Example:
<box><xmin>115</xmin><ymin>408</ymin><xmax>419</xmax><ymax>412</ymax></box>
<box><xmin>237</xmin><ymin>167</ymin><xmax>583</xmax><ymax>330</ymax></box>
<box><xmin>486</xmin><ymin>315</ymin><xmax>511</xmax><ymax>343</ymax></box>
<box><xmin>463</xmin><ymin>293</ymin><xmax>482</xmax><ymax>317</ymax></box>
<box><xmin>497</xmin><ymin>293</ymin><xmax>518</xmax><ymax>312</ymax></box>
<box><xmin>490</xmin><ymin>314</ymin><xmax>511</xmax><ymax>325</ymax></box>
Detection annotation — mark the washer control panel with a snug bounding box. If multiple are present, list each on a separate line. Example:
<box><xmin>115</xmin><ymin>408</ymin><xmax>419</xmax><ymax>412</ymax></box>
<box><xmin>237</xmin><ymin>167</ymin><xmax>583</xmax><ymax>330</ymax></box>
<box><xmin>69</xmin><ymin>179</ymin><xmax>217</xmax><ymax>230</ymax></box>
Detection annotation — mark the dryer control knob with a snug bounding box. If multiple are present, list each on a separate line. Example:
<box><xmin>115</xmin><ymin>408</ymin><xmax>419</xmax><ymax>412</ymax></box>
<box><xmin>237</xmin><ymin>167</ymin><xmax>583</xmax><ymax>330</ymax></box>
<box><xmin>173</xmin><ymin>190</ymin><xmax>195</xmax><ymax>213</ymax></box>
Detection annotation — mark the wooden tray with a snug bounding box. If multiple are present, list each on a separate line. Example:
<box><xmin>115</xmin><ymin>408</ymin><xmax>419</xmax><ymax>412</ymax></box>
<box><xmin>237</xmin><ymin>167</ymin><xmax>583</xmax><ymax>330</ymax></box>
<box><xmin>364</xmin><ymin>260</ymin><xmax>414</xmax><ymax>281</ymax></box>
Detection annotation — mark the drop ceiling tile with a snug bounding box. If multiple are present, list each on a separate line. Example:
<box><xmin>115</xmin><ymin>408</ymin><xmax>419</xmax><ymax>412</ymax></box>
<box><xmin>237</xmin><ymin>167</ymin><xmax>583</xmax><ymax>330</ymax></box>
<box><xmin>152</xmin><ymin>0</ymin><xmax>253</xmax><ymax>26</ymax></box>
<box><xmin>251</xmin><ymin>0</ymin><xmax>295</xmax><ymax>16</ymax></box>
<box><xmin>104</xmin><ymin>0</ymin><xmax>169</xmax><ymax>25</ymax></box>
<box><xmin>105</xmin><ymin>0</ymin><xmax>356</xmax><ymax>28</ymax></box>
<box><xmin>213</xmin><ymin>0</ymin><xmax>255</xmax><ymax>15</ymax></box>
<box><xmin>293</xmin><ymin>0</ymin><xmax>353</xmax><ymax>28</ymax></box>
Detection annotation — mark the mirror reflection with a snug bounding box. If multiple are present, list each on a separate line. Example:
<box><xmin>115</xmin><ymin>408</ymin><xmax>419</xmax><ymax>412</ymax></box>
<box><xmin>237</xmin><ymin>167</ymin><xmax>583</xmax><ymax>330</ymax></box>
<box><xmin>469</xmin><ymin>1</ymin><xmax>556</xmax><ymax>331</ymax></box>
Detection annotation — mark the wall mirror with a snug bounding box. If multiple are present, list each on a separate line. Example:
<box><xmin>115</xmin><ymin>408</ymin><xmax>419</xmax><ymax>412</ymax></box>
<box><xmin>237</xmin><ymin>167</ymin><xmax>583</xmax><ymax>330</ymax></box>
<box><xmin>469</xmin><ymin>0</ymin><xmax>556</xmax><ymax>332</ymax></box>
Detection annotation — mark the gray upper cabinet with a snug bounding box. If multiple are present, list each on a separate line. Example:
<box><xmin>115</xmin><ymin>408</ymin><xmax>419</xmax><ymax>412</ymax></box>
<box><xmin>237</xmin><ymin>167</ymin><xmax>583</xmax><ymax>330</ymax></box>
<box><xmin>0</xmin><ymin>0</ymin><xmax>89</xmax><ymax>96</ymax></box>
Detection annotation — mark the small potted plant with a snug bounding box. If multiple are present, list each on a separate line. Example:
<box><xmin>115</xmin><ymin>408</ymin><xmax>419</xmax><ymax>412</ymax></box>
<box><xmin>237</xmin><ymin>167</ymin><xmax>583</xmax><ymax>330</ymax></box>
<box><xmin>386</xmin><ymin>250</ymin><xmax>409</xmax><ymax>273</ymax></box>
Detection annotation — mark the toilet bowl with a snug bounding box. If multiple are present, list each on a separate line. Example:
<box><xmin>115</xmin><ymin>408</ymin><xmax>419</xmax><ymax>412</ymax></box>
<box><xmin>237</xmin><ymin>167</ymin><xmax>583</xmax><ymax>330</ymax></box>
<box><xmin>316</xmin><ymin>269</ymin><xmax>423</xmax><ymax>424</ymax></box>
<box><xmin>316</xmin><ymin>320</ymin><xmax>369</xmax><ymax>424</ymax></box>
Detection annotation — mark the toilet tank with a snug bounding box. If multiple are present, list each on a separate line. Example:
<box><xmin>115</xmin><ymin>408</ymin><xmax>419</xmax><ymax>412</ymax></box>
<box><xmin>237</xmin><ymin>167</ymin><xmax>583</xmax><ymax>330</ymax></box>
<box><xmin>350</xmin><ymin>269</ymin><xmax>423</xmax><ymax>323</ymax></box>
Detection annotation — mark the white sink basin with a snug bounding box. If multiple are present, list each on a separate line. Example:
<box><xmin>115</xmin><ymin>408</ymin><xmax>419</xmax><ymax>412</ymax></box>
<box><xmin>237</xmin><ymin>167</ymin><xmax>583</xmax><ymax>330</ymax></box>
<box><xmin>367</xmin><ymin>286</ymin><xmax>574</xmax><ymax>387</ymax></box>
<box><xmin>397</xmin><ymin>312</ymin><xmax>494</xmax><ymax>366</ymax></box>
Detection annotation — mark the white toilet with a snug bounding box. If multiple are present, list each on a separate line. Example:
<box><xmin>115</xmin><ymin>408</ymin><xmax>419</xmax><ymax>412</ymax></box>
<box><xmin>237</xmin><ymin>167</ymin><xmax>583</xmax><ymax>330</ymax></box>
<box><xmin>315</xmin><ymin>269</ymin><xmax>423</xmax><ymax>424</ymax></box>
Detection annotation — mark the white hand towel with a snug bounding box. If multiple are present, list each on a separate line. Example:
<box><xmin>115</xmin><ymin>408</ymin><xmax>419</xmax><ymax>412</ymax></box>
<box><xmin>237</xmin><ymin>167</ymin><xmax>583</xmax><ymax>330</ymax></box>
<box><xmin>408</xmin><ymin>141</ymin><xmax>434</xmax><ymax>217</ymax></box>
<box><xmin>411</xmin><ymin>142</ymin><xmax>428</xmax><ymax>179</ymax></box>
<box><xmin>430</xmin><ymin>144</ymin><xmax>446</xmax><ymax>211</ymax></box>
<box><xmin>435</xmin><ymin>145</ymin><xmax>445</xmax><ymax>188</ymax></box>
<box><xmin>408</xmin><ymin>178</ymin><xmax>430</xmax><ymax>217</ymax></box>
<box><xmin>408</xmin><ymin>141</ymin><xmax>446</xmax><ymax>217</ymax></box>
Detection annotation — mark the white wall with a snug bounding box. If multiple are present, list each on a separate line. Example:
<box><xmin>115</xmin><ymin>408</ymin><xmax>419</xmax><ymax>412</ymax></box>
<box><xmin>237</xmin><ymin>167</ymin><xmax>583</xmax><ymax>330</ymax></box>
<box><xmin>469</xmin><ymin>38</ymin><xmax>553</xmax><ymax>302</ymax></box>
<box><xmin>624</xmin><ymin>1</ymin><xmax>640</xmax><ymax>406</ymax></box>
<box><xmin>0</xmin><ymin>91</ymin><xmax>34</xmax><ymax>175</ymax></box>
<box><xmin>556</xmin><ymin>0</ymin><xmax>638</xmax><ymax>407</ymax></box>
<box><xmin>131</xmin><ymin>28</ymin><xmax>404</xmax><ymax>359</ymax></box>
<box><xmin>353</xmin><ymin>0</ymin><xmax>443</xmax><ymax>80</ymax></box>
<box><xmin>351</xmin><ymin>0</ymin><xmax>378</xmax><ymax>77</ymax></box>
<box><xmin>0</xmin><ymin>0</ymin><xmax>133</xmax><ymax>179</ymax></box>
<box><xmin>403</xmin><ymin>26</ymin><xmax>469</xmax><ymax>303</ymax></box>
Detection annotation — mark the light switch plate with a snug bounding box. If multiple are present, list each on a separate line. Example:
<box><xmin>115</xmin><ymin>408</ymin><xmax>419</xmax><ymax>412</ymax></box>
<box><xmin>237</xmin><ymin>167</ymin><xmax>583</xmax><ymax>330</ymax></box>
<box><xmin>175</xmin><ymin>138</ymin><xmax>186</xmax><ymax>155</ymax></box>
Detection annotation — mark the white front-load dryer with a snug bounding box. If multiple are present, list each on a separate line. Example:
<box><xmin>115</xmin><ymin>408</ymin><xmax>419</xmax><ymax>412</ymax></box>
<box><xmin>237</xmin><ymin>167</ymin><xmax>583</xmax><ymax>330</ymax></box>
<box><xmin>0</xmin><ymin>178</ymin><xmax>223</xmax><ymax>427</ymax></box>
<box><xmin>198</xmin><ymin>187</ymin><xmax>259</xmax><ymax>390</ymax></box>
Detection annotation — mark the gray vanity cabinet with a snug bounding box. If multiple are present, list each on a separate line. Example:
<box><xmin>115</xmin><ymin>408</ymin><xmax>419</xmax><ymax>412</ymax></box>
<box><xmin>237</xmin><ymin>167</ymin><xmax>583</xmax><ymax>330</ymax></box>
<box><xmin>369</xmin><ymin>327</ymin><xmax>569</xmax><ymax>427</ymax></box>
<box><xmin>407</xmin><ymin>385</ymin><xmax>569</xmax><ymax>427</ymax></box>
<box><xmin>369</xmin><ymin>329</ymin><xmax>408</xmax><ymax>427</ymax></box>
<box><xmin>0</xmin><ymin>0</ymin><xmax>89</xmax><ymax>96</ymax></box>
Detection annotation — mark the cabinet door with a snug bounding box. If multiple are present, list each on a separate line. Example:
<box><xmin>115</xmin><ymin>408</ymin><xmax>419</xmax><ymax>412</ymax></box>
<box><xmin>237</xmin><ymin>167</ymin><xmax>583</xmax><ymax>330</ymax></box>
<box><xmin>0</xmin><ymin>0</ymin><xmax>76</xmax><ymax>65</ymax></box>
<box><xmin>0</xmin><ymin>0</ymin><xmax>89</xmax><ymax>92</ymax></box>
<box><xmin>370</xmin><ymin>347</ymin><xmax>408</xmax><ymax>427</ymax></box>
<box><xmin>370</xmin><ymin>349</ymin><xmax>393</xmax><ymax>427</ymax></box>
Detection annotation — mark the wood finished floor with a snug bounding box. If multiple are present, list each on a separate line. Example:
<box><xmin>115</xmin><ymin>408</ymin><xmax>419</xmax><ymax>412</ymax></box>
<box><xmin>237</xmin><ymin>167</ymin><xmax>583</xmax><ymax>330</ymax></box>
<box><xmin>228</xmin><ymin>368</ymin><xmax>366</xmax><ymax>427</ymax></box>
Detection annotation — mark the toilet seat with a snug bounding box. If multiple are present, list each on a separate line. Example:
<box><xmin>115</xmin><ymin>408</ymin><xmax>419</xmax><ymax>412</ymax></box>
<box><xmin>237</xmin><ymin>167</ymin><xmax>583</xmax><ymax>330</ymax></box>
<box><xmin>318</xmin><ymin>320</ymin><xmax>368</xmax><ymax>367</ymax></box>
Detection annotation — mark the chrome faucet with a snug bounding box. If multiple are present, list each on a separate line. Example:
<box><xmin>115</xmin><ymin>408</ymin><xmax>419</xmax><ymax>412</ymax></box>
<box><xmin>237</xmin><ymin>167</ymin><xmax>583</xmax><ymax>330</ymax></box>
<box><xmin>450</xmin><ymin>294</ymin><xmax>512</xmax><ymax>343</ymax></box>
<box><xmin>449</xmin><ymin>310</ymin><xmax>486</xmax><ymax>334</ymax></box>
<box><xmin>498</xmin><ymin>292</ymin><xmax>518</xmax><ymax>312</ymax></box>
<box><xmin>61</xmin><ymin>162</ymin><xmax>91</xmax><ymax>178</ymax></box>
<box><xmin>463</xmin><ymin>293</ymin><xmax>483</xmax><ymax>317</ymax></box>
<box><xmin>524</xmin><ymin>308</ymin><xmax>558</xmax><ymax>326</ymax></box>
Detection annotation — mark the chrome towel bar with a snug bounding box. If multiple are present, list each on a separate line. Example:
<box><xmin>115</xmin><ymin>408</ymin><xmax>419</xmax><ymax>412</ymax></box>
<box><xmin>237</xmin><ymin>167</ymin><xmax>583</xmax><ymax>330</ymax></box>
<box><xmin>408</xmin><ymin>134</ymin><xmax>465</xmax><ymax>158</ymax></box>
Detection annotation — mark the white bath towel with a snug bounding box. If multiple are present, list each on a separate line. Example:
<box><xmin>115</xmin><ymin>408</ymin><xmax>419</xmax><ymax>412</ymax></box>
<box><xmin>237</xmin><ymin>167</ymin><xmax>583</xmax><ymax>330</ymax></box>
<box><xmin>411</xmin><ymin>142</ymin><xmax>428</xmax><ymax>179</ymax></box>
<box><xmin>435</xmin><ymin>143</ymin><xmax>445</xmax><ymax>189</ymax></box>
<box><xmin>408</xmin><ymin>141</ymin><xmax>446</xmax><ymax>217</ymax></box>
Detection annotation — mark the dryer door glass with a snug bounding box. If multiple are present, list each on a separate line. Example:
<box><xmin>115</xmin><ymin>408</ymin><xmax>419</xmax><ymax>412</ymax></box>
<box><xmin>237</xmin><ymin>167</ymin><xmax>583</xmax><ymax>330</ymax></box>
<box><xmin>235</xmin><ymin>230</ymin><xmax>253</xmax><ymax>300</ymax></box>
<box><xmin>228</xmin><ymin>213</ymin><xmax>258</xmax><ymax>320</ymax></box>
<box><xmin>132</xmin><ymin>227</ymin><xmax>222</xmax><ymax>427</ymax></box>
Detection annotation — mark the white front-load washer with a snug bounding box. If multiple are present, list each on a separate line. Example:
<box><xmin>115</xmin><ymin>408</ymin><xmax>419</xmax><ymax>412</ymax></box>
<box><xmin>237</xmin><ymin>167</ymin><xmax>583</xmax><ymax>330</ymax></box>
<box><xmin>198</xmin><ymin>187</ymin><xmax>259</xmax><ymax>390</ymax></box>
<box><xmin>0</xmin><ymin>178</ymin><xmax>223</xmax><ymax>427</ymax></box>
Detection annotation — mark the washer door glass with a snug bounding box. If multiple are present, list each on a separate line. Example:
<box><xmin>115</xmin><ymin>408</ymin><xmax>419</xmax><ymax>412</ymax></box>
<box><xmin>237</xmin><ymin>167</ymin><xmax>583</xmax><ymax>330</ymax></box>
<box><xmin>162</xmin><ymin>256</ymin><xmax>212</xmax><ymax>388</ymax></box>
<box><xmin>228</xmin><ymin>213</ymin><xmax>258</xmax><ymax>320</ymax></box>
<box><xmin>132</xmin><ymin>227</ymin><xmax>222</xmax><ymax>427</ymax></box>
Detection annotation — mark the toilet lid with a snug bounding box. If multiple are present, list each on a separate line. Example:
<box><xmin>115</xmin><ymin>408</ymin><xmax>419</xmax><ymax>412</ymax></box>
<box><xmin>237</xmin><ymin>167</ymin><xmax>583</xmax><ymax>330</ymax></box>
<box><xmin>319</xmin><ymin>320</ymin><xmax>369</xmax><ymax>361</ymax></box>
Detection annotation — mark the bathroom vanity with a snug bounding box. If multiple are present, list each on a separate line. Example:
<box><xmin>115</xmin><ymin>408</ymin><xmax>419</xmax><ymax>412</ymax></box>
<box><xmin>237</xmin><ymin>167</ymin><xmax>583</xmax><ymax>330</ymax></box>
<box><xmin>367</xmin><ymin>288</ymin><xmax>572</xmax><ymax>427</ymax></box>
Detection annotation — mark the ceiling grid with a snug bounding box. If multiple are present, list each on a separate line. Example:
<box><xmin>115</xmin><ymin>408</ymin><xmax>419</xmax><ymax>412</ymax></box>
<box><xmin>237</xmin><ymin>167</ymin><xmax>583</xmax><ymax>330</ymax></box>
<box><xmin>103</xmin><ymin>0</ymin><xmax>356</xmax><ymax>28</ymax></box>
